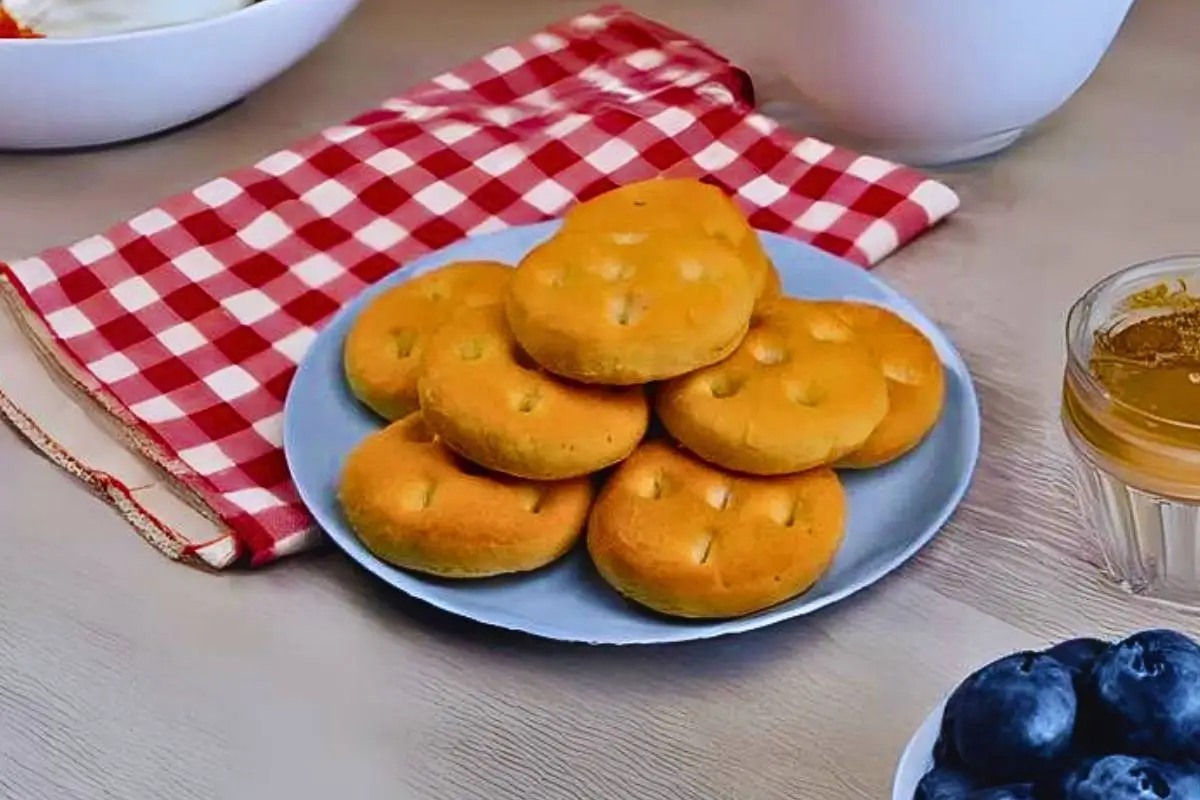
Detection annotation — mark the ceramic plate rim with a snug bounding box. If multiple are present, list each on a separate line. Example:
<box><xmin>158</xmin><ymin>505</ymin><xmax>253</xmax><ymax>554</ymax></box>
<box><xmin>284</xmin><ymin>221</ymin><xmax>981</xmax><ymax>645</ymax></box>
<box><xmin>892</xmin><ymin>697</ymin><xmax>946</xmax><ymax>799</ymax></box>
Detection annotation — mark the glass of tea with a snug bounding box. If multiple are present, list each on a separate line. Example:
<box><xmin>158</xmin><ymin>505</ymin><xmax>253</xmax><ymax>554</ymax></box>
<box><xmin>1063</xmin><ymin>255</ymin><xmax>1200</xmax><ymax>604</ymax></box>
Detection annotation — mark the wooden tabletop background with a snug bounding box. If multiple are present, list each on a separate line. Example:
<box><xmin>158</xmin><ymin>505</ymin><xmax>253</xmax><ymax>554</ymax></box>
<box><xmin>3</xmin><ymin>1</ymin><xmax>1200</xmax><ymax>798</ymax></box>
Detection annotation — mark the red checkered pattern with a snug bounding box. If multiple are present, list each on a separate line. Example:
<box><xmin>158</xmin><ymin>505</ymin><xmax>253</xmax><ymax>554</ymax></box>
<box><xmin>0</xmin><ymin>4</ymin><xmax>959</xmax><ymax>566</ymax></box>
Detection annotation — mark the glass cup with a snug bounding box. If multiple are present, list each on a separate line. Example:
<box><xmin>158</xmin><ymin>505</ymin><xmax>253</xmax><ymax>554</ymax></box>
<box><xmin>1062</xmin><ymin>255</ymin><xmax>1200</xmax><ymax>605</ymax></box>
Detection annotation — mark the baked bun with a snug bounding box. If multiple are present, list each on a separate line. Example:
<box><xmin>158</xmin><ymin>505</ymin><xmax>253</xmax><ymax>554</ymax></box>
<box><xmin>338</xmin><ymin>413</ymin><xmax>593</xmax><ymax>578</ymax></box>
<box><xmin>418</xmin><ymin>302</ymin><xmax>649</xmax><ymax>480</ymax></box>
<box><xmin>342</xmin><ymin>261</ymin><xmax>511</xmax><ymax>420</ymax></box>
<box><xmin>656</xmin><ymin>297</ymin><xmax>890</xmax><ymax>474</ymax></box>
<box><xmin>562</xmin><ymin>177</ymin><xmax>776</xmax><ymax>304</ymax></box>
<box><xmin>821</xmin><ymin>301</ymin><xmax>946</xmax><ymax>468</ymax></box>
<box><xmin>587</xmin><ymin>439</ymin><xmax>846</xmax><ymax>618</ymax></box>
<box><xmin>507</xmin><ymin>229</ymin><xmax>755</xmax><ymax>385</ymax></box>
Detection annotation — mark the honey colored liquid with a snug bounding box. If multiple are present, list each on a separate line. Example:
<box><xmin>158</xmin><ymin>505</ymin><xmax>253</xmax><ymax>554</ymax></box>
<box><xmin>1091</xmin><ymin>309</ymin><xmax>1200</xmax><ymax>427</ymax></box>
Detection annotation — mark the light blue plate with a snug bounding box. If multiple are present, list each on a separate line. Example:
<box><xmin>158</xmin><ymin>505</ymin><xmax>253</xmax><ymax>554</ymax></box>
<box><xmin>284</xmin><ymin>222</ymin><xmax>981</xmax><ymax>645</ymax></box>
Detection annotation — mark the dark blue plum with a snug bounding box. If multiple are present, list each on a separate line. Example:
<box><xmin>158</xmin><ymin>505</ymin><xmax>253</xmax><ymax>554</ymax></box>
<box><xmin>915</xmin><ymin>768</ymin><xmax>976</xmax><ymax>799</ymax></box>
<box><xmin>1058</xmin><ymin>754</ymin><xmax>1200</xmax><ymax>800</ymax></box>
<box><xmin>935</xmin><ymin>684</ymin><xmax>967</xmax><ymax>768</ymax></box>
<box><xmin>1046</xmin><ymin>638</ymin><xmax>1110</xmax><ymax>680</ymax></box>
<box><xmin>966</xmin><ymin>786</ymin><xmax>1034</xmax><ymax>800</ymax></box>
<box><xmin>1091</xmin><ymin>629</ymin><xmax>1200</xmax><ymax>761</ymax></box>
<box><xmin>951</xmin><ymin>652</ymin><xmax>1078</xmax><ymax>784</ymax></box>
<box><xmin>1046</xmin><ymin>638</ymin><xmax>1112</xmax><ymax>756</ymax></box>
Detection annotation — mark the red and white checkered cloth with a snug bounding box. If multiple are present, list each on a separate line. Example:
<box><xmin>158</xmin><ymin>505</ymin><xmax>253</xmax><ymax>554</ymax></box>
<box><xmin>0</xmin><ymin>4</ymin><xmax>959</xmax><ymax>568</ymax></box>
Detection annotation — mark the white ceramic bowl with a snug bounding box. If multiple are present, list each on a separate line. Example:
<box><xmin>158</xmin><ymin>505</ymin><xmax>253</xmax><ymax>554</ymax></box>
<box><xmin>0</xmin><ymin>0</ymin><xmax>361</xmax><ymax>150</ymax></box>
<box><xmin>758</xmin><ymin>0</ymin><xmax>1137</xmax><ymax>166</ymax></box>
<box><xmin>892</xmin><ymin>699</ymin><xmax>945</xmax><ymax>799</ymax></box>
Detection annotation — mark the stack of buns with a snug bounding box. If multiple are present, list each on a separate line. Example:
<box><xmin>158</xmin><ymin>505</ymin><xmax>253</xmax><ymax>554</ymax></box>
<box><xmin>337</xmin><ymin>178</ymin><xmax>946</xmax><ymax>620</ymax></box>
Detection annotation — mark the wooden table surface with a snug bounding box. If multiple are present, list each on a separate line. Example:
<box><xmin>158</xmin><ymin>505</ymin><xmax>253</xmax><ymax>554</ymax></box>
<box><xmin>3</xmin><ymin>1</ymin><xmax>1199</xmax><ymax>798</ymax></box>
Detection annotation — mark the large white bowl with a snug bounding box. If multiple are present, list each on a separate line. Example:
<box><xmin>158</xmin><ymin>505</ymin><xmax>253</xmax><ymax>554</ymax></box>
<box><xmin>0</xmin><ymin>0</ymin><xmax>361</xmax><ymax>150</ymax></box>
<box><xmin>758</xmin><ymin>0</ymin><xmax>1137</xmax><ymax>166</ymax></box>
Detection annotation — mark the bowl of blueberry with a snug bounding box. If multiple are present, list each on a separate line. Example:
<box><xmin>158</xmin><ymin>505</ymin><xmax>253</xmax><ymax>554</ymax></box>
<box><xmin>893</xmin><ymin>628</ymin><xmax>1200</xmax><ymax>799</ymax></box>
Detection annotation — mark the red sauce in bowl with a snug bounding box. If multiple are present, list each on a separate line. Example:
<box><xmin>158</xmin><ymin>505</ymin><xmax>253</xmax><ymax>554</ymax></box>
<box><xmin>0</xmin><ymin>8</ymin><xmax>42</xmax><ymax>38</ymax></box>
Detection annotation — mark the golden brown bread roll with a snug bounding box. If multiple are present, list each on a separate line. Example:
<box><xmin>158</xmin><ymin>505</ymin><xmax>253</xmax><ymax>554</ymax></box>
<box><xmin>338</xmin><ymin>414</ymin><xmax>593</xmax><ymax>578</ymax></box>
<box><xmin>588</xmin><ymin>439</ymin><xmax>847</xmax><ymax>618</ymax></box>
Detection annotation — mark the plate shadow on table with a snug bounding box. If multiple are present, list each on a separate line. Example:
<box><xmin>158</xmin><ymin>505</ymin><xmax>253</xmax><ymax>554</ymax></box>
<box><xmin>309</xmin><ymin>534</ymin><xmax>902</xmax><ymax>682</ymax></box>
<box><xmin>0</xmin><ymin>100</ymin><xmax>244</xmax><ymax>156</ymax></box>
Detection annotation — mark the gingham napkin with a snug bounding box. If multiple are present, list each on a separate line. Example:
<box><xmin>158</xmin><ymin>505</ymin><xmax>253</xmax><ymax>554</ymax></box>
<box><xmin>0</xmin><ymin>4</ymin><xmax>960</xmax><ymax>569</ymax></box>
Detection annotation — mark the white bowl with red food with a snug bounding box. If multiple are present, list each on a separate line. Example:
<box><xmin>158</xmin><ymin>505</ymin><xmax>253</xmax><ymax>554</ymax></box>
<box><xmin>0</xmin><ymin>0</ymin><xmax>361</xmax><ymax>150</ymax></box>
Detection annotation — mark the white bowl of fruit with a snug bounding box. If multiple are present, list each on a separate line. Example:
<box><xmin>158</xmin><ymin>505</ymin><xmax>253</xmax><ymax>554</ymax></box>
<box><xmin>0</xmin><ymin>0</ymin><xmax>361</xmax><ymax>150</ymax></box>
<box><xmin>894</xmin><ymin>629</ymin><xmax>1200</xmax><ymax>799</ymax></box>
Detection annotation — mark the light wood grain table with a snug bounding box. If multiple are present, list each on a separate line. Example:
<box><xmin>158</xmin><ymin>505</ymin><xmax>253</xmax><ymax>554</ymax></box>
<box><xmin>2</xmin><ymin>1</ymin><xmax>1198</xmax><ymax>798</ymax></box>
